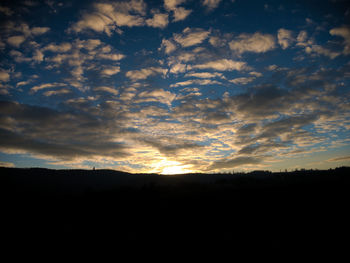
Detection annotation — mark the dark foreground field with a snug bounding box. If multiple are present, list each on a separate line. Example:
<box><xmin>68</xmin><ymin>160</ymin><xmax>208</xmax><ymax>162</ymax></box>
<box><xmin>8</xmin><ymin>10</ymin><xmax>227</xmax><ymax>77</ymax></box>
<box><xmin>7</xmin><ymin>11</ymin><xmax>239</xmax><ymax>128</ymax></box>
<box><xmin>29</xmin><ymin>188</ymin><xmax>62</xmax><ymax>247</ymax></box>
<box><xmin>1</xmin><ymin>167</ymin><xmax>350</xmax><ymax>259</ymax></box>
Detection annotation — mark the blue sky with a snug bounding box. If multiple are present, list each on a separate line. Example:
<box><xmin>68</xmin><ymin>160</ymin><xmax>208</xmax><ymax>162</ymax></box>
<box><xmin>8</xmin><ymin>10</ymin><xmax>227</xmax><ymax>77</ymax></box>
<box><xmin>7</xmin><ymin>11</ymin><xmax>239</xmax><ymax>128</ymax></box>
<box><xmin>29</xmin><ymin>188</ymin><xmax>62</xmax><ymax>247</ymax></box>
<box><xmin>0</xmin><ymin>0</ymin><xmax>350</xmax><ymax>173</ymax></box>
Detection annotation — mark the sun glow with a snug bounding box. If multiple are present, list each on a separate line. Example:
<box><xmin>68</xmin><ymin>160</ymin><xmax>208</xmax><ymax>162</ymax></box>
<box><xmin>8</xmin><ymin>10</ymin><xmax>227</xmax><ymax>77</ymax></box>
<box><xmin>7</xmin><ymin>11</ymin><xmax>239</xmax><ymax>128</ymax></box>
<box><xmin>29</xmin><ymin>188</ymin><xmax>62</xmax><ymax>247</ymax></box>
<box><xmin>161</xmin><ymin>165</ymin><xmax>189</xmax><ymax>175</ymax></box>
<box><xmin>155</xmin><ymin>159</ymin><xmax>193</xmax><ymax>175</ymax></box>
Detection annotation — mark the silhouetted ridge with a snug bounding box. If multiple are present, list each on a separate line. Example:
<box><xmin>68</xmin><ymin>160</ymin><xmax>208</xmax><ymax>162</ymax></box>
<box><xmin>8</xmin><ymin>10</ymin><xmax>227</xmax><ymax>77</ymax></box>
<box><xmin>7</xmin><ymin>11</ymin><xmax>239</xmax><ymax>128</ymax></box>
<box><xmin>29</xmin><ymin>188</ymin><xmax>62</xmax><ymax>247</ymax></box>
<box><xmin>1</xmin><ymin>166</ymin><xmax>349</xmax><ymax>257</ymax></box>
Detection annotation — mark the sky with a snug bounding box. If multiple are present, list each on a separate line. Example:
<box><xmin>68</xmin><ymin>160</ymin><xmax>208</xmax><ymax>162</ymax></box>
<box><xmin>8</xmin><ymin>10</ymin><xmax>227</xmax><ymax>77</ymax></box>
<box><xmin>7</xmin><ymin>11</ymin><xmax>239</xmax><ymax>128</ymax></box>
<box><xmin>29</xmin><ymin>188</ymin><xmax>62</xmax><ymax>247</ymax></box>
<box><xmin>0</xmin><ymin>0</ymin><xmax>350</xmax><ymax>174</ymax></box>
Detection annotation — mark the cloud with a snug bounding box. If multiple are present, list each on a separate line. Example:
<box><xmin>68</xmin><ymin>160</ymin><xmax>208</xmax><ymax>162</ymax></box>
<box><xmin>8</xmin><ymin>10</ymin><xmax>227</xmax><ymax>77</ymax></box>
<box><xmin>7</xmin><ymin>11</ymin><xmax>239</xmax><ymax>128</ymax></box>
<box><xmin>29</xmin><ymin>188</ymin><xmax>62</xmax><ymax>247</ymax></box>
<box><xmin>160</xmin><ymin>39</ymin><xmax>177</xmax><ymax>54</ymax></box>
<box><xmin>70</xmin><ymin>0</ymin><xmax>147</xmax><ymax>35</ymax></box>
<box><xmin>229</xmin><ymin>32</ymin><xmax>276</xmax><ymax>54</ymax></box>
<box><xmin>297</xmin><ymin>30</ymin><xmax>308</xmax><ymax>44</ymax></box>
<box><xmin>3</xmin><ymin>23</ymin><xmax>50</xmax><ymax>49</ymax></box>
<box><xmin>164</xmin><ymin>0</ymin><xmax>185</xmax><ymax>10</ymax></box>
<box><xmin>141</xmin><ymin>136</ymin><xmax>203</xmax><ymax>156</ymax></box>
<box><xmin>277</xmin><ymin>28</ymin><xmax>294</xmax><ymax>49</ymax></box>
<box><xmin>169</xmin><ymin>63</ymin><xmax>187</xmax><ymax>74</ymax></box>
<box><xmin>0</xmin><ymin>70</ymin><xmax>10</xmax><ymax>82</ymax></box>
<box><xmin>305</xmin><ymin>45</ymin><xmax>340</xmax><ymax>59</ymax></box>
<box><xmin>98</xmin><ymin>53</ymin><xmax>125</xmax><ymax>61</ymax></box>
<box><xmin>192</xmin><ymin>59</ymin><xmax>247</xmax><ymax>71</ymax></box>
<box><xmin>101</xmin><ymin>66</ymin><xmax>121</xmax><ymax>76</ymax></box>
<box><xmin>207</xmin><ymin>156</ymin><xmax>261</xmax><ymax>170</ymax></box>
<box><xmin>202</xmin><ymin>0</ymin><xmax>222</xmax><ymax>11</ymax></box>
<box><xmin>164</xmin><ymin>0</ymin><xmax>192</xmax><ymax>22</ymax></box>
<box><xmin>31</xmin><ymin>83</ymin><xmax>67</xmax><ymax>93</ymax></box>
<box><xmin>330</xmin><ymin>26</ymin><xmax>350</xmax><ymax>55</ymax></box>
<box><xmin>146</xmin><ymin>12</ymin><xmax>168</xmax><ymax>28</ymax></box>
<box><xmin>0</xmin><ymin>161</ymin><xmax>14</xmax><ymax>167</ymax></box>
<box><xmin>32</xmin><ymin>50</ymin><xmax>44</xmax><ymax>62</ymax></box>
<box><xmin>229</xmin><ymin>77</ymin><xmax>256</xmax><ymax>85</ymax></box>
<box><xmin>43</xmin><ymin>42</ymin><xmax>72</xmax><ymax>52</ymax></box>
<box><xmin>185</xmin><ymin>72</ymin><xmax>223</xmax><ymax>78</ymax></box>
<box><xmin>16</xmin><ymin>80</ymin><xmax>31</xmax><ymax>87</ymax></box>
<box><xmin>43</xmin><ymin>88</ymin><xmax>71</xmax><ymax>97</ymax></box>
<box><xmin>138</xmin><ymin>89</ymin><xmax>176</xmax><ymax>106</ymax></box>
<box><xmin>172</xmin><ymin>7</ymin><xmax>191</xmax><ymax>21</ymax></box>
<box><xmin>249</xmin><ymin>71</ymin><xmax>262</xmax><ymax>77</ymax></box>
<box><xmin>31</xmin><ymin>27</ymin><xmax>50</xmax><ymax>35</ymax></box>
<box><xmin>0</xmin><ymin>101</ymin><xmax>131</xmax><ymax>161</ymax></box>
<box><xmin>126</xmin><ymin>67</ymin><xmax>167</xmax><ymax>80</ymax></box>
<box><xmin>93</xmin><ymin>86</ymin><xmax>119</xmax><ymax>95</ymax></box>
<box><xmin>173</xmin><ymin>27</ymin><xmax>210</xmax><ymax>47</ymax></box>
<box><xmin>170</xmin><ymin>79</ymin><xmax>221</xmax><ymax>87</ymax></box>
<box><xmin>327</xmin><ymin>155</ymin><xmax>350</xmax><ymax>162</ymax></box>
<box><xmin>296</xmin><ymin>29</ymin><xmax>340</xmax><ymax>59</ymax></box>
<box><xmin>0</xmin><ymin>6</ymin><xmax>14</xmax><ymax>16</ymax></box>
<box><xmin>267</xmin><ymin>64</ymin><xmax>278</xmax><ymax>71</ymax></box>
<box><xmin>39</xmin><ymin>39</ymin><xmax>126</xmax><ymax>91</ymax></box>
<box><xmin>7</xmin><ymin>35</ymin><xmax>26</xmax><ymax>47</ymax></box>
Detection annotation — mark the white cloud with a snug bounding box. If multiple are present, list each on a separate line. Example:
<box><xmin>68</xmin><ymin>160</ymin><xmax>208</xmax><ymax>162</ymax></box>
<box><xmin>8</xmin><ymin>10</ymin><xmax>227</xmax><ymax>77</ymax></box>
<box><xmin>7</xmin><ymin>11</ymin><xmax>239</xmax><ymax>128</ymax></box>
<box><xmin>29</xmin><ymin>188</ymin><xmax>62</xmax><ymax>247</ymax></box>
<box><xmin>277</xmin><ymin>28</ymin><xmax>294</xmax><ymax>49</ymax></box>
<box><xmin>297</xmin><ymin>30</ymin><xmax>308</xmax><ymax>44</ymax></box>
<box><xmin>229</xmin><ymin>77</ymin><xmax>255</xmax><ymax>85</ymax></box>
<box><xmin>169</xmin><ymin>63</ymin><xmax>187</xmax><ymax>74</ymax></box>
<box><xmin>291</xmin><ymin>30</ymin><xmax>340</xmax><ymax>59</ymax></box>
<box><xmin>170</xmin><ymin>79</ymin><xmax>221</xmax><ymax>87</ymax></box>
<box><xmin>93</xmin><ymin>86</ymin><xmax>119</xmax><ymax>95</ymax></box>
<box><xmin>31</xmin><ymin>82</ymin><xmax>67</xmax><ymax>93</ymax></box>
<box><xmin>185</xmin><ymin>72</ymin><xmax>223</xmax><ymax>78</ymax></box>
<box><xmin>43</xmin><ymin>42</ymin><xmax>72</xmax><ymax>52</ymax></box>
<box><xmin>192</xmin><ymin>59</ymin><xmax>247</xmax><ymax>71</ymax></box>
<box><xmin>146</xmin><ymin>12</ymin><xmax>169</xmax><ymax>28</ymax></box>
<box><xmin>173</xmin><ymin>27</ymin><xmax>210</xmax><ymax>47</ymax></box>
<box><xmin>43</xmin><ymin>88</ymin><xmax>71</xmax><ymax>96</ymax></box>
<box><xmin>249</xmin><ymin>71</ymin><xmax>262</xmax><ymax>77</ymax></box>
<box><xmin>7</xmin><ymin>35</ymin><xmax>26</xmax><ymax>48</ymax></box>
<box><xmin>267</xmin><ymin>65</ymin><xmax>278</xmax><ymax>71</ymax></box>
<box><xmin>70</xmin><ymin>0</ymin><xmax>147</xmax><ymax>35</ymax></box>
<box><xmin>209</xmin><ymin>36</ymin><xmax>227</xmax><ymax>47</ymax></box>
<box><xmin>31</xmin><ymin>27</ymin><xmax>50</xmax><ymax>35</ymax></box>
<box><xmin>101</xmin><ymin>66</ymin><xmax>121</xmax><ymax>76</ymax></box>
<box><xmin>112</xmin><ymin>12</ymin><xmax>145</xmax><ymax>27</ymax></box>
<box><xmin>32</xmin><ymin>50</ymin><xmax>44</xmax><ymax>62</ymax></box>
<box><xmin>202</xmin><ymin>0</ymin><xmax>222</xmax><ymax>11</ymax></box>
<box><xmin>138</xmin><ymin>89</ymin><xmax>176</xmax><ymax>106</ymax></box>
<box><xmin>98</xmin><ymin>53</ymin><xmax>125</xmax><ymax>61</ymax></box>
<box><xmin>77</xmin><ymin>39</ymin><xmax>101</xmax><ymax>50</ymax></box>
<box><xmin>164</xmin><ymin>0</ymin><xmax>191</xmax><ymax>22</ymax></box>
<box><xmin>305</xmin><ymin>45</ymin><xmax>340</xmax><ymax>59</ymax></box>
<box><xmin>4</xmin><ymin>23</ymin><xmax>50</xmax><ymax>48</ymax></box>
<box><xmin>330</xmin><ymin>26</ymin><xmax>350</xmax><ymax>55</ymax></box>
<box><xmin>0</xmin><ymin>70</ymin><xmax>10</xmax><ymax>82</ymax></box>
<box><xmin>229</xmin><ymin>32</ymin><xmax>276</xmax><ymax>54</ymax></box>
<box><xmin>126</xmin><ymin>67</ymin><xmax>167</xmax><ymax>80</ymax></box>
<box><xmin>71</xmin><ymin>13</ymin><xmax>116</xmax><ymax>35</ymax></box>
<box><xmin>164</xmin><ymin>0</ymin><xmax>185</xmax><ymax>10</ymax></box>
<box><xmin>160</xmin><ymin>39</ymin><xmax>177</xmax><ymax>54</ymax></box>
<box><xmin>172</xmin><ymin>7</ymin><xmax>191</xmax><ymax>21</ymax></box>
<box><xmin>16</xmin><ymin>80</ymin><xmax>32</xmax><ymax>87</ymax></box>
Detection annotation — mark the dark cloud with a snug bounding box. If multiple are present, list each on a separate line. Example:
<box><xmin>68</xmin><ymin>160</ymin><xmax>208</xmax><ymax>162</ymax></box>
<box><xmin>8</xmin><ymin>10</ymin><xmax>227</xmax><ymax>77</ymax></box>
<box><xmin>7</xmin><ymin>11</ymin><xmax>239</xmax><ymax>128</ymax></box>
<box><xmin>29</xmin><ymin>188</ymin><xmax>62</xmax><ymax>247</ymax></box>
<box><xmin>0</xmin><ymin>100</ymin><xmax>131</xmax><ymax>160</ymax></box>
<box><xmin>141</xmin><ymin>137</ymin><xmax>204</xmax><ymax>156</ymax></box>
<box><xmin>207</xmin><ymin>156</ymin><xmax>262</xmax><ymax>171</ymax></box>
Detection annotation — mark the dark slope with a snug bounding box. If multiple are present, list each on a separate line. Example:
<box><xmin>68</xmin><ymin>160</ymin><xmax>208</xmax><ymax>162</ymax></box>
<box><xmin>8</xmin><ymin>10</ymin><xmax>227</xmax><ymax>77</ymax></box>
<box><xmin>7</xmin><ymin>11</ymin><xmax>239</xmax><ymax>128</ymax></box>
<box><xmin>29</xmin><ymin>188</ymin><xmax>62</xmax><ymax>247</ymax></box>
<box><xmin>1</xmin><ymin>167</ymin><xmax>349</xmax><ymax>258</ymax></box>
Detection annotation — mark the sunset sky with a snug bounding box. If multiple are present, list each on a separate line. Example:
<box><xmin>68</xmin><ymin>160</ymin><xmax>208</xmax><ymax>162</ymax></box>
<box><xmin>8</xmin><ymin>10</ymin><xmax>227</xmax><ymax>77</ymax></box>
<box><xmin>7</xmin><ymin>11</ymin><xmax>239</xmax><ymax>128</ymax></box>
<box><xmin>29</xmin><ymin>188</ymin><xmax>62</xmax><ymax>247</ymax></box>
<box><xmin>0</xmin><ymin>0</ymin><xmax>349</xmax><ymax>174</ymax></box>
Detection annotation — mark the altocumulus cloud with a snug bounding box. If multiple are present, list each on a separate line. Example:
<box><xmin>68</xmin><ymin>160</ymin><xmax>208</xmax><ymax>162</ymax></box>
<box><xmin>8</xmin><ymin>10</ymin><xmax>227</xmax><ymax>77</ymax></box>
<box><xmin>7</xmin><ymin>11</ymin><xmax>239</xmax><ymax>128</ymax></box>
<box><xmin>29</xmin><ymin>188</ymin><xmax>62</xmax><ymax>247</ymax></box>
<box><xmin>0</xmin><ymin>0</ymin><xmax>349</xmax><ymax>172</ymax></box>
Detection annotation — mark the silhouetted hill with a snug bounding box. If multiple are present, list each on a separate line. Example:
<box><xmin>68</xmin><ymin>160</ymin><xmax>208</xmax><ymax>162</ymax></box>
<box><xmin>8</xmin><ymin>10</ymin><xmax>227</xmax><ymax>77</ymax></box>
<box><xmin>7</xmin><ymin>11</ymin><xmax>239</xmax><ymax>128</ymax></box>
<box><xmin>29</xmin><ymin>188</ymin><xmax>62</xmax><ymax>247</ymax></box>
<box><xmin>1</xmin><ymin>167</ymin><xmax>349</xmax><ymax>259</ymax></box>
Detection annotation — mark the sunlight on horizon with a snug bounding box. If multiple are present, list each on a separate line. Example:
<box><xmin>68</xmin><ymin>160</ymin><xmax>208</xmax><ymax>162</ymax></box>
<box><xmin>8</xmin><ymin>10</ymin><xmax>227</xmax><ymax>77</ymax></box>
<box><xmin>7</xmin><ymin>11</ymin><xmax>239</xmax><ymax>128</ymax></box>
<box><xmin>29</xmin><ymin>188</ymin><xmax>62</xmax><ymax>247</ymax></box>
<box><xmin>155</xmin><ymin>159</ymin><xmax>194</xmax><ymax>175</ymax></box>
